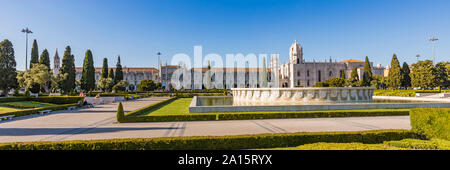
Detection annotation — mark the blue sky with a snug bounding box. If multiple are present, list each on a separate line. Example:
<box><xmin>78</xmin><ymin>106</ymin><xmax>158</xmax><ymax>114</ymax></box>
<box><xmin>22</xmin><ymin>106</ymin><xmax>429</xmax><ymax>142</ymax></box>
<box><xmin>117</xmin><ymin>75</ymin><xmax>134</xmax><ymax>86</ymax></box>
<box><xmin>1</xmin><ymin>0</ymin><xmax>449</xmax><ymax>71</ymax></box>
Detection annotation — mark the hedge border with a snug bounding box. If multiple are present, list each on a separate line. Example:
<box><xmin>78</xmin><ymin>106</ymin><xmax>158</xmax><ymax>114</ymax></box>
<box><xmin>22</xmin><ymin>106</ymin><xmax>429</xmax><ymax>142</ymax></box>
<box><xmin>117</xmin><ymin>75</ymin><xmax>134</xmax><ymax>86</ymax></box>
<box><xmin>410</xmin><ymin>108</ymin><xmax>450</xmax><ymax>140</ymax></box>
<box><xmin>0</xmin><ymin>103</ymin><xmax>79</xmax><ymax>118</ymax></box>
<box><xmin>121</xmin><ymin>97</ymin><xmax>410</xmax><ymax>122</ymax></box>
<box><xmin>0</xmin><ymin>96</ymin><xmax>84</xmax><ymax>104</ymax></box>
<box><xmin>0</xmin><ymin>129</ymin><xmax>416</xmax><ymax>150</ymax></box>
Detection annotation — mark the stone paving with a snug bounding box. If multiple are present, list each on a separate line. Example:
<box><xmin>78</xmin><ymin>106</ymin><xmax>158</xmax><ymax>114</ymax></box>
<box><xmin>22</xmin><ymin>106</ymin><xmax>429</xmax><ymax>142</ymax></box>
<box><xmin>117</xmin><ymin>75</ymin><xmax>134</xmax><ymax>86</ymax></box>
<box><xmin>0</xmin><ymin>97</ymin><xmax>411</xmax><ymax>143</ymax></box>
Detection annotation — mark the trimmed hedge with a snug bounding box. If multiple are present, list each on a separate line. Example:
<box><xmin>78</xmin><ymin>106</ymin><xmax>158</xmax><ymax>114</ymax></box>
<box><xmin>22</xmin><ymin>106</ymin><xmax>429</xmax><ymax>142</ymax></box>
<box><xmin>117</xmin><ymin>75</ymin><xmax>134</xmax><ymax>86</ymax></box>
<box><xmin>384</xmin><ymin>138</ymin><xmax>450</xmax><ymax>150</ymax></box>
<box><xmin>217</xmin><ymin>109</ymin><xmax>410</xmax><ymax>120</ymax></box>
<box><xmin>0</xmin><ymin>129</ymin><xmax>415</xmax><ymax>150</ymax></box>
<box><xmin>120</xmin><ymin>114</ymin><xmax>217</xmax><ymax>123</ymax></box>
<box><xmin>0</xmin><ymin>103</ymin><xmax>79</xmax><ymax>117</ymax></box>
<box><xmin>410</xmin><ymin>108</ymin><xmax>450</xmax><ymax>140</ymax></box>
<box><xmin>0</xmin><ymin>96</ymin><xmax>83</xmax><ymax>104</ymax></box>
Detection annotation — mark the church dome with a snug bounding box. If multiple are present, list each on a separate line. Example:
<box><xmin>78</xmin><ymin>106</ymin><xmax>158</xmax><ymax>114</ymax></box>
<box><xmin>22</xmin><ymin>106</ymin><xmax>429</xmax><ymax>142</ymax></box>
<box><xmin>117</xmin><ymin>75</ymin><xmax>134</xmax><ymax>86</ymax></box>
<box><xmin>291</xmin><ymin>40</ymin><xmax>302</xmax><ymax>53</ymax></box>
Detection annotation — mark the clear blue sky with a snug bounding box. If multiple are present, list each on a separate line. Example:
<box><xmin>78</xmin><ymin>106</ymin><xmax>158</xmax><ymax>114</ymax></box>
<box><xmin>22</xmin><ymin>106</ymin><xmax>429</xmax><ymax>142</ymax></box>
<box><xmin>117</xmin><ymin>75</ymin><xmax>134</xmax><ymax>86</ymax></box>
<box><xmin>1</xmin><ymin>0</ymin><xmax>449</xmax><ymax>71</ymax></box>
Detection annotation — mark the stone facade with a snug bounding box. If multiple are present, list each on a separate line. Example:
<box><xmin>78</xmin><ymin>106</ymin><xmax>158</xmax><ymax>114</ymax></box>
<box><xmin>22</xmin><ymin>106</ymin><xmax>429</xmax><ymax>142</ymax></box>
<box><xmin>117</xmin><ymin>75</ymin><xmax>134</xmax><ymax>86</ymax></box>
<box><xmin>74</xmin><ymin>67</ymin><xmax>159</xmax><ymax>90</ymax></box>
<box><xmin>272</xmin><ymin>40</ymin><xmax>385</xmax><ymax>87</ymax></box>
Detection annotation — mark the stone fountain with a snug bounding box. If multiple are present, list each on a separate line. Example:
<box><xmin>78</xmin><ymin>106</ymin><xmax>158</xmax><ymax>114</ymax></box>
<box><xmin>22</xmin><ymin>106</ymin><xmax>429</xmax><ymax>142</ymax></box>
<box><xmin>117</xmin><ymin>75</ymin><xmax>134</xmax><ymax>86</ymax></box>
<box><xmin>231</xmin><ymin>87</ymin><xmax>375</xmax><ymax>106</ymax></box>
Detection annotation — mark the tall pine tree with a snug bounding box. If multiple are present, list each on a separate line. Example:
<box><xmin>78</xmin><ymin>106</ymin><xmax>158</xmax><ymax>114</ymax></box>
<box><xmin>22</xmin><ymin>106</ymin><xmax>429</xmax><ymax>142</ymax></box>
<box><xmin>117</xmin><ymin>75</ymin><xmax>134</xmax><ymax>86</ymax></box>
<box><xmin>361</xmin><ymin>56</ymin><xmax>373</xmax><ymax>86</ymax></box>
<box><xmin>81</xmin><ymin>50</ymin><xmax>96</xmax><ymax>91</ymax></box>
<box><xmin>58</xmin><ymin>46</ymin><xmax>76</xmax><ymax>93</ymax></box>
<box><xmin>387</xmin><ymin>54</ymin><xmax>402</xmax><ymax>89</ymax></box>
<box><xmin>0</xmin><ymin>39</ymin><xmax>18</xmax><ymax>95</ymax></box>
<box><xmin>30</xmin><ymin>39</ymin><xmax>39</xmax><ymax>68</ymax></box>
<box><xmin>108</xmin><ymin>68</ymin><xmax>115</xmax><ymax>80</ymax></box>
<box><xmin>401</xmin><ymin>62</ymin><xmax>411</xmax><ymax>88</ymax></box>
<box><xmin>101</xmin><ymin>58</ymin><xmax>108</xmax><ymax>79</ymax></box>
<box><xmin>115</xmin><ymin>56</ymin><xmax>123</xmax><ymax>83</ymax></box>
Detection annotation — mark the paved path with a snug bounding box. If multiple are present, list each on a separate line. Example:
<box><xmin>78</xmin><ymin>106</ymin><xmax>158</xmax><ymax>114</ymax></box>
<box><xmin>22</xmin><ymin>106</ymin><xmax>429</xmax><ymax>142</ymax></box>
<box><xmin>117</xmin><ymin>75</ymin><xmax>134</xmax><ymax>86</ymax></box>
<box><xmin>0</xmin><ymin>97</ymin><xmax>411</xmax><ymax>143</ymax></box>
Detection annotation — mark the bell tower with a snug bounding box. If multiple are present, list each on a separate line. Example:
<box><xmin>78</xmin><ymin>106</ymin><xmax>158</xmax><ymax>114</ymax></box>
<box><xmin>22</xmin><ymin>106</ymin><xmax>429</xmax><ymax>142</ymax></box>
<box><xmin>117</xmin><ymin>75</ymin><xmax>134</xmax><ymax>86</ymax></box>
<box><xmin>289</xmin><ymin>40</ymin><xmax>303</xmax><ymax>64</ymax></box>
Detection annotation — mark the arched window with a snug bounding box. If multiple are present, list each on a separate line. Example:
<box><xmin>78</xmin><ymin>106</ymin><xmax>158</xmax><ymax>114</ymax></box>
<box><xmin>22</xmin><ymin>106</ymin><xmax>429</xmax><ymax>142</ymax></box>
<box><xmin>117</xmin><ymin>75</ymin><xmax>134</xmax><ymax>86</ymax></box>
<box><xmin>297</xmin><ymin>71</ymin><xmax>301</xmax><ymax>77</ymax></box>
<box><xmin>307</xmin><ymin>70</ymin><xmax>310</xmax><ymax>77</ymax></box>
<box><xmin>329</xmin><ymin>71</ymin><xmax>333</xmax><ymax>77</ymax></box>
<box><xmin>307</xmin><ymin>80</ymin><xmax>310</xmax><ymax>87</ymax></box>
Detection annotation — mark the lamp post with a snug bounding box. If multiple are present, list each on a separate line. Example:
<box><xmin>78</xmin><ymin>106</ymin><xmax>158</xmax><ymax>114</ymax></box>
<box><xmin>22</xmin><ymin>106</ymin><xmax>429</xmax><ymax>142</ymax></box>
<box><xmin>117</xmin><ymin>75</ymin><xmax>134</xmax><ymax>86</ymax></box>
<box><xmin>416</xmin><ymin>54</ymin><xmax>420</xmax><ymax>62</ymax></box>
<box><xmin>157</xmin><ymin>52</ymin><xmax>161</xmax><ymax>82</ymax></box>
<box><xmin>21</xmin><ymin>28</ymin><xmax>33</xmax><ymax>70</ymax></box>
<box><xmin>429</xmin><ymin>36</ymin><xmax>438</xmax><ymax>64</ymax></box>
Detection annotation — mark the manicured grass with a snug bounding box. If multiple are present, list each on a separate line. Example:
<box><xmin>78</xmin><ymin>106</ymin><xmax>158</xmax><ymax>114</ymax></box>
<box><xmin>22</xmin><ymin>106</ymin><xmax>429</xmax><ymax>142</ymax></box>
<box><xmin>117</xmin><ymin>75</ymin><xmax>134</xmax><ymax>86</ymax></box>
<box><xmin>0</xmin><ymin>101</ymin><xmax>56</xmax><ymax>109</ymax></box>
<box><xmin>0</xmin><ymin>107</ymin><xmax>20</xmax><ymax>113</ymax></box>
<box><xmin>138</xmin><ymin>98</ymin><xmax>410</xmax><ymax>116</ymax></box>
<box><xmin>138</xmin><ymin>98</ymin><xmax>191</xmax><ymax>116</ymax></box>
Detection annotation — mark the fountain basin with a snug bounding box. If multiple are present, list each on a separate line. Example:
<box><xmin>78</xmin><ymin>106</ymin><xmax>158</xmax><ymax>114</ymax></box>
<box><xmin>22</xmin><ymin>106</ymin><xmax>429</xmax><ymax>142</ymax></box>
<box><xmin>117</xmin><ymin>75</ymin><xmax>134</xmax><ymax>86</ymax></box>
<box><xmin>231</xmin><ymin>87</ymin><xmax>375</xmax><ymax>106</ymax></box>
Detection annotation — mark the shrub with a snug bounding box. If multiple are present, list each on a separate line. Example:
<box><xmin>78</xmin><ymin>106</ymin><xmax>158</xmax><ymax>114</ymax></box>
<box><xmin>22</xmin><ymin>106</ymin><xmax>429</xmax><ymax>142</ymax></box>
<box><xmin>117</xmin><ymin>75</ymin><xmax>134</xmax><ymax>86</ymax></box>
<box><xmin>296</xmin><ymin>142</ymin><xmax>400</xmax><ymax>150</ymax></box>
<box><xmin>384</xmin><ymin>138</ymin><xmax>450</xmax><ymax>150</ymax></box>
<box><xmin>0</xmin><ymin>96</ymin><xmax>83</xmax><ymax>104</ymax></box>
<box><xmin>117</xmin><ymin>102</ymin><xmax>124</xmax><ymax>123</ymax></box>
<box><xmin>0</xmin><ymin>129</ymin><xmax>414</xmax><ymax>150</ymax></box>
<box><xmin>0</xmin><ymin>103</ymin><xmax>79</xmax><ymax>117</ymax></box>
<box><xmin>124</xmin><ymin>97</ymin><xmax>177</xmax><ymax>117</ymax></box>
<box><xmin>410</xmin><ymin>108</ymin><xmax>450</xmax><ymax>140</ymax></box>
<box><xmin>218</xmin><ymin>109</ymin><xmax>409</xmax><ymax>120</ymax></box>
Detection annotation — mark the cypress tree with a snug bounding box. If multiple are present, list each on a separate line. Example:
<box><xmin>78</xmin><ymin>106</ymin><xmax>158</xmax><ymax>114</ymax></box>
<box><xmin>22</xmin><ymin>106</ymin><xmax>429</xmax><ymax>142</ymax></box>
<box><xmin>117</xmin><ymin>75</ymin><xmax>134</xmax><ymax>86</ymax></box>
<box><xmin>387</xmin><ymin>54</ymin><xmax>402</xmax><ymax>89</ymax></box>
<box><xmin>401</xmin><ymin>62</ymin><xmax>411</xmax><ymax>88</ymax></box>
<box><xmin>340</xmin><ymin>70</ymin><xmax>346</xmax><ymax>79</ymax></box>
<box><xmin>361</xmin><ymin>56</ymin><xmax>373</xmax><ymax>86</ymax></box>
<box><xmin>0</xmin><ymin>39</ymin><xmax>18</xmax><ymax>96</ymax></box>
<box><xmin>81</xmin><ymin>50</ymin><xmax>96</xmax><ymax>91</ymax></box>
<box><xmin>58</xmin><ymin>46</ymin><xmax>76</xmax><ymax>93</ymax></box>
<box><xmin>39</xmin><ymin>49</ymin><xmax>50</xmax><ymax>71</ymax></box>
<box><xmin>115</xmin><ymin>56</ymin><xmax>123</xmax><ymax>83</ymax></box>
<box><xmin>101</xmin><ymin>58</ymin><xmax>108</xmax><ymax>79</ymax></box>
<box><xmin>108</xmin><ymin>68</ymin><xmax>115</xmax><ymax>80</ymax></box>
<box><xmin>349</xmin><ymin>68</ymin><xmax>359</xmax><ymax>86</ymax></box>
<box><xmin>30</xmin><ymin>39</ymin><xmax>39</xmax><ymax>68</ymax></box>
<box><xmin>117</xmin><ymin>102</ymin><xmax>124</xmax><ymax>123</ymax></box>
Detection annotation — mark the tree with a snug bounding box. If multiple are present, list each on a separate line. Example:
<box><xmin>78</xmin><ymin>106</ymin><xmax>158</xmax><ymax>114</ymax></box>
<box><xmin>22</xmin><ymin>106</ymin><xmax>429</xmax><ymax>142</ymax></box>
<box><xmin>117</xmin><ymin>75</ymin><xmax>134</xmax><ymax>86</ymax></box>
<box><xmin>108</xmin><ymin>68</ymin><xmax>115</xmax><ymax>80</ymax></box>
<box><xmin>39</xmin><ymin>49</ymin><xmax>51</xmax><ymax>92</ymax></box>
<box><xmin>0</xmin><ymin>39</ymin><xmax>18</xmax><ymax>95</ymax></box>
<box><xmin>58</xmin><ymin>46</ymin><xmax>76</xmax><ymax>93</ymax></box>
<box><xmin>401</xmin><ymin>62</ymin><xmax>411</xmax><ymax>88</ymax></box>
<box><xmin>434</xmin><ymin>62</ymin><xmax>449</xmax><ymax>88</ymax></box>
<box><xmin>97</xmin><ymin>77</ymin><xmax>114</xmax><ymax>92</ymax></box>
<box><xmin>115</xmin><ymin>56</ymin><xmax>123</xmax><ymax>83</ymax></box>
<box><xmin>361</xmin><ymin>56</ymin><xmax>373</xmax><ymax>86</ymax></box>
<box><xmin>138</xmin><ymin>79</ymin><xmax>156</xmax><ymax>91</ymax></box>
<box><xmin>260</xmin><ymin>57</ymin><xmax>268</xmax><ymax>88</ymax></box>
<box><xmin>347</xmin><ymin>68</ymin><xmax>360</xmax><ymax>87</ymax></box>
<box><xmin>326</xmin><ymin>77</ymin><xmax>346</xmax><ymax>87</ymax></box>
<box><xmin>116</xmin><ymin>102</ymin><xmax>124</xmax><ymax>123</ymax></box>
<box><xmin>17</xmin><ymin>64</ymin><xmax>52</xmax><ymax>93</ymax></box>
<box><xmin>387</xmin><ymin>54</ymin><xmax>402</xmax><ymax>89</ymax></box>
<box><xmin>101</xmin><ymin>58</ymin><xmax>108</xmax><ymax>79</ymax></box>
<box><xmin>80</xmin><ymin>50</ymin><xmax>96</xmax><ymax>92</ymax></box>
<box><xmin>39</xmin><ymin>49</ymin><xmax>50</xmax><ymax>71</ymax></box>
<box><xmin>340</xmin><ymin>69</ymin><xmax>346</xmax><ymax>79</ymax></box>
<box><xmin>113</xmin><ymin>80</ymin><xmax>129</xmax><ymax>92</ymax></box>
<box><xmin>410</xmin><ymin>60</ymin><xmax>435</xmax><ymax>89</ymax></box>
<box><xmin>30</xmin><ymin>39</ymin><xmax>39</xmax><ymax>68</ymax></box>
<box><xmin>205</xmin><ymin>60</ymin><xmax>212</xmax><ymax>89</ymax></box>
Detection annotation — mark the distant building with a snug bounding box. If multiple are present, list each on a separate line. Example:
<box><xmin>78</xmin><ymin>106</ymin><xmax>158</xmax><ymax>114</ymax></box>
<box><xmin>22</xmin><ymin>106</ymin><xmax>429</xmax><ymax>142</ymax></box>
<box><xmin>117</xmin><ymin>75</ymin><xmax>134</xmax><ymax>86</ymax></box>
<box><xmin>74</xmin><ymin>67</ymin><xmax>159</xmax><ymax>91</ymax></box>
<box><xmin>272</xmin><ymin>40</ymin><xmax>386</xmax><ymax>87</ymax></box>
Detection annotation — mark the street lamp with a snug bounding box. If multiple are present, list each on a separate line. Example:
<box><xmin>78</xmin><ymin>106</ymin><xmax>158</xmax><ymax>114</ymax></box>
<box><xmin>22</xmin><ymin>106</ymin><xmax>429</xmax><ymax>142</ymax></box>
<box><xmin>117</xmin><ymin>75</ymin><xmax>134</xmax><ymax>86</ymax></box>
<box><xmin>429</xmin><ymin>36</ymin><xmax>438</xmax><ymax>64</ymax></box>
<box><xmin>416</xmin><ymin>54</ymin><xmax>420</xmax><ymax>62</ymax></box>
<box><xmin>21</xmin><ymin>28</ymin><xmax>33</xmax><ymax>70</ymax></box>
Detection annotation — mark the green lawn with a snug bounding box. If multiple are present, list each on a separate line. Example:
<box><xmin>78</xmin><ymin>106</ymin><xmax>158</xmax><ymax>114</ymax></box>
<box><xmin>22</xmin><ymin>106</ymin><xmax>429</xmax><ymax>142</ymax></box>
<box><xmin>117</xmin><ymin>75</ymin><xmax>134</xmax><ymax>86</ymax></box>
<box><xmin>0</xmin><ymin>101</ymin><xmax>56</xmax><ymax>109</ymax></box>
<box><xmin>138</xmin><ymin>98</ymin><xmax>191</xmax><ymax>116</ymax></box>
<box><xmin>0</xmin><ymin>107</ymin><xmax>20</xmax><ymax>113</ymax></box>
<box><xmin>137</xmin><ymin>97</ymin><xmax>410</xmax><ymax>116</ymax></box>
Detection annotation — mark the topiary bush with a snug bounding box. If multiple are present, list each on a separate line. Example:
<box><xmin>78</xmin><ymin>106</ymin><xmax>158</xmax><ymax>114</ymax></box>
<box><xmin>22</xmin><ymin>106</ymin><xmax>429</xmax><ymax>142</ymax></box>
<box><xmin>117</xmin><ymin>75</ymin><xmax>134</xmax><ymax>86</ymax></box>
<box><xmin>117</xmin><ymin>102</ymin><xmax>124</xmax><ymax>123</ymax></box>
<box><xmin>410</xmin><ymin>108</ymin><xmax>450</xmax><ymax>140</ymax></box>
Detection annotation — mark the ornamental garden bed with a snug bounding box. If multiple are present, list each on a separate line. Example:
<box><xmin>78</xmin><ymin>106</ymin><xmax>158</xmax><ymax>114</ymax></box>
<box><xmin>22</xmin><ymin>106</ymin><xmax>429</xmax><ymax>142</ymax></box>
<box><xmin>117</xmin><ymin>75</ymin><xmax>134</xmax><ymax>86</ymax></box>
<box><xmin>118</xmin><ymin>97</ymin><xmax>410</xmax><ymax>123</ymax></box>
